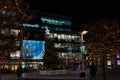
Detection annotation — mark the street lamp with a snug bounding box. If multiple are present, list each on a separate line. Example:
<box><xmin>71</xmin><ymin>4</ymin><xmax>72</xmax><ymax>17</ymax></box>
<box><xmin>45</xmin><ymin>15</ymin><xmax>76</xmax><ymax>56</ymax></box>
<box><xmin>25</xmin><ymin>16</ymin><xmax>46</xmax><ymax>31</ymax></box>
<box><xmin>80</xmin><ymin>30</ymin><xmax>88</xmax><ymax>54</ymax></box>
<box><xmin>79</xmin><ymin>30</ymin><xmax>88</xmax><ymax>69</ymax></box>
<box><xmin>81</xmin><ymin>30</ymin><xmax>88</xmax><ymax>43</ymax></box>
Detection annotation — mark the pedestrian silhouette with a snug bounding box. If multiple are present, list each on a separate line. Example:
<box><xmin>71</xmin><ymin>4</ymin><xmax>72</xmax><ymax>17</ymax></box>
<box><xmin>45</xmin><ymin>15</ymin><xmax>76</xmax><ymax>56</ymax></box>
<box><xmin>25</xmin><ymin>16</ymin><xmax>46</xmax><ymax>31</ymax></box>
<box><xmin>90</xmin><ymin>63</ymin><xmax>97</xmax><ymax>80</ymax></box>
<box><xmin>16</xmin><ymin>65</ymin><xmax>23</xmax><ymax>78</ymax></box>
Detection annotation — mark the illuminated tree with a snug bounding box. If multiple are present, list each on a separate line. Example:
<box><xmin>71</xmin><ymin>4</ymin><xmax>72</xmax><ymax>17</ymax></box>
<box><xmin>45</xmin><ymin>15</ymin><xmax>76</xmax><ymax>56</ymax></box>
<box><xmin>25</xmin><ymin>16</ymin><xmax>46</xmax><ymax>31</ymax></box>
<box><xmin>83</xmin><ymin>19</ymin><xmax>119</xmax><ymax>61</ymax></box>
<box><xmin>0</xmin><ymin>0</ymin><xmax>31</xmax><ymax>62</ymax></box>
<box><xmin>83</xmin><ymin>19</ymin><xmax>119</xmax><ymax>80</ymax></box>
<box><xmin>43</xmin><ymin>38</ymin><xmax>60</xmax><ymax>70</ymax></box>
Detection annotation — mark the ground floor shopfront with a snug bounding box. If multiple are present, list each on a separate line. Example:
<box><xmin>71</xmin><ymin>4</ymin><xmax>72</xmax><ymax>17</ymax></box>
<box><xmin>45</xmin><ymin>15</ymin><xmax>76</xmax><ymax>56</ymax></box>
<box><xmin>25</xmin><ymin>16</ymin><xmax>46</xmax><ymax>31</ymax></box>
<box><xmin>87</xmin><ymin>53</ymin><xmax>120</xmax><ymax>68</ymax></box>
<box><xmin>0</xmin><ymin>54</ymin><xmax>85</xmax><ymax>72</ymax></box>
<box><xmin>0</xmin><ymin>59</ymin><xmax>43</xmax><ymax>72</ymax></box>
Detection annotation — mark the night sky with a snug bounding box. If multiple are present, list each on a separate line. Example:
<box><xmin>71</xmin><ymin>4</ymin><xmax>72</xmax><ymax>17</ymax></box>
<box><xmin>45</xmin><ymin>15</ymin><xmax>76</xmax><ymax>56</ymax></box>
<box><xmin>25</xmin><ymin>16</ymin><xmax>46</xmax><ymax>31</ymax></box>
<box><xmin>25</xmin><ymin>0</ymin><xmax>120</xmax><ymax>31</ymax></box>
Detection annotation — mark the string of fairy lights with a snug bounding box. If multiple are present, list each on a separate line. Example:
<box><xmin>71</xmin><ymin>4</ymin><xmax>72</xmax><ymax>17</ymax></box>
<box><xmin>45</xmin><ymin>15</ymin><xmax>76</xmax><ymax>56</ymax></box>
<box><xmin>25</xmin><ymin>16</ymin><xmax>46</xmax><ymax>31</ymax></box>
<box><xmin>0</xmin><ymin>0</ymin><xmax>32</xmax><ymax>60</ymax></box>
<box><xmin>0</xmin><ymin>0</ymin><xmax>31</xmax><ymax>25</ymax></box>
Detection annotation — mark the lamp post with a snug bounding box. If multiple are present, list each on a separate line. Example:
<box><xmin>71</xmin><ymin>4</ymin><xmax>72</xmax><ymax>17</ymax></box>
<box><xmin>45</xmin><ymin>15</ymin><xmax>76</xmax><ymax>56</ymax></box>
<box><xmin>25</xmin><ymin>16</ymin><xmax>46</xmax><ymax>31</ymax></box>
<box><xmin>80</xmin><ymin>30</ymin><xmax>88</xmax><ymax>54</ymax></box>
<box><xmin>79</xmin><ymin>30</ymin><xmax>88</xmax><ymax>69</ymax></box>
<box><xmin>81</xmin><ymin>31</ymin><xmax>88</xmax><ymax>42</ymax></box>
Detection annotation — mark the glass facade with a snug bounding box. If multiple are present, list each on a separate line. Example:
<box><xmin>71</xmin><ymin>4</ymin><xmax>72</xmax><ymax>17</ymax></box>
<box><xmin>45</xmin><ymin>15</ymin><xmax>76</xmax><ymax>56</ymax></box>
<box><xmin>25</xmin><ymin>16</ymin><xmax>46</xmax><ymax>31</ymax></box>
<box><xmin>0</xmin><ymin>11</ymin><xmax>82</xmax><ymax>71</ymax></box>
<box><xmin>40</xmin><ymin>14</ymin><xmax>72</xmax><ymax>32</ymax></box>
<box><xmin>39</xmin><ymin>14</ymin><xmax>82</xmax><ymax>60</ymax></box>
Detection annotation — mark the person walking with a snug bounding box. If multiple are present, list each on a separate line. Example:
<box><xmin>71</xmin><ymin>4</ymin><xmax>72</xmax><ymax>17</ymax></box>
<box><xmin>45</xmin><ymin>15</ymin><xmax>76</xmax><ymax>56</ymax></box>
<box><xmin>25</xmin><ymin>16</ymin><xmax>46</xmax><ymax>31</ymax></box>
<box><xmin>90</xmin><ymin>63</ymin><xmax>97</xmax><ymax>80</ymax></box>
<box><xmin>16</xmin><ymin>65</ymin><xmax>23</xmax><ymax>78</ymax></box>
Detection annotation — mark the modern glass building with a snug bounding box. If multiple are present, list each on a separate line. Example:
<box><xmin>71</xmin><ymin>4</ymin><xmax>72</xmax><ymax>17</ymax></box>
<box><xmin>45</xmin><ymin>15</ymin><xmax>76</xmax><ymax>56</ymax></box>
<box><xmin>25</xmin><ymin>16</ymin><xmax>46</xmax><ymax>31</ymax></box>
<box><xmin>25</xmin><ymin>11</ymin><xmax>83</xmax><ymax>60</ymax></box>
<box><xmin>0</xmin><ymin>10</ymin><xmax>85</xmax><ymax>71</ymax></box>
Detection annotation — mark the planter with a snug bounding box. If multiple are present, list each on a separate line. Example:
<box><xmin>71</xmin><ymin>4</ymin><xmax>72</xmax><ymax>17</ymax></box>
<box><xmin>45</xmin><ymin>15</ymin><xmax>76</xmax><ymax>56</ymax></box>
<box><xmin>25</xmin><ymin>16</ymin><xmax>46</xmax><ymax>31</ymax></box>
<box><xmin>39</xmin><ymin>70</ymin><xmax>67</xmax><ymax>75</ymax></box>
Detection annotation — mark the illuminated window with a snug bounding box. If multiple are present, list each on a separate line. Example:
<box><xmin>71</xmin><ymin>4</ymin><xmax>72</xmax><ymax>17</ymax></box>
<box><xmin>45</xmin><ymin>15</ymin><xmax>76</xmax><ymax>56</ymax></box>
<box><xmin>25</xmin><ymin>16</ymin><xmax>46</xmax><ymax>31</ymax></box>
<box><xmin>48</xmin><ymin>33</ymin><xmax>53</xmax><ymax>39</ymax></box>
<box><xmin>15</xmin><ymin>41</ymin><xmax>20</xmax><ymax>46</ymax></box>
<box><xmin>11</xmin><ymin>29</ymin><xmax>20</xmax><ymax>37</ymax></box>
<box><xmin>10</xmin><ymin>51</ymin><xmax>20</xmax><ymax>59</ymax></box>
<box><xmin>58</xmin><ymin>34</ymin><xmax>61</xmax><ymax>40</ymax></box>
<box><xmin>54</xmin><ymin>43</ymin><xmax>61</xmax><ymax>48</ymax></box>
<box><xmin>41</xmin><ymin>16</ymin><xmax>72</xmax><ymax>27</ymax></box>
<box><xmin>61</xmin><ymin>34</ymin><xmax>65</xmax><ymax>39</ymax></box>
<box><xmin>54</xmin><ymin>33</ymin><xmax>57</xmax><ymax>38</ymax></box>
<box><xmin>22</xmin><ymin>23</ymin><xmax>39</xmax><ymax>28</ymax></box>
<box><xmin>117</xmin><ymin>60</ymin><xmax>120</xmax><ymax>65</ymax></box>
<box><xmin>107</xmin><ymin>60</ymin><xmax>111</xmax><ymax>66</ymax></box>
<box><xmin>117</xmin><ymin>54</ymin><xmax>120</xmax><ymax>58</ymax></box>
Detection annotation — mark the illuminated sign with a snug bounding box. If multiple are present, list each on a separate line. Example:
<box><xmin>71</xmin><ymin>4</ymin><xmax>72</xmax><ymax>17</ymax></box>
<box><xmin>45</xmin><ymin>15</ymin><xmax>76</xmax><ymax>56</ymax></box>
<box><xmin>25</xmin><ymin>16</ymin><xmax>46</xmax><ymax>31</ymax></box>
<box><xmin>23</xmin><ymin>40</ymin><xmax>45</xmax><ymax>59</ymax></box>
<box><xmin>41</xmin><ymin>16</ymin><xmax>71</xmax><ymax>26</ymax></box>
<box><xmin>21</xmin><ymin>23</ymin><xmax>39</xmax><ymax>28</ymax></box>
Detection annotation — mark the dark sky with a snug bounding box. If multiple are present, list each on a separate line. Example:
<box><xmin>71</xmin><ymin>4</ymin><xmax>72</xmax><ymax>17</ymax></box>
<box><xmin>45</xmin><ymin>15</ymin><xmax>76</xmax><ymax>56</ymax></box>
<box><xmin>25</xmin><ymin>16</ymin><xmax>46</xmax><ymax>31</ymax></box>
<box><xmin>25</xmin><ymin>0</ymin><xmax>120</xmax><ymax>30</ymax></box>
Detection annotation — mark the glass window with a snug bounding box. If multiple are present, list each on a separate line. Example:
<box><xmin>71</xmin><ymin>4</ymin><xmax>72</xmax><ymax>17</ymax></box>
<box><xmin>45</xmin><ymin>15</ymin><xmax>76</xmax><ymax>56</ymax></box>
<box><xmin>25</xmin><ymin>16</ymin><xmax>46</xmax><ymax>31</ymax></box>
<box><xmin>41</xmin><ymin>16</ymin><xmax>72</xmax><ymax>27</ymax></box>
<box><xmin>61</xmin><ymin>34</ymin><xmax>64</xmax><ymax>39</ymax></box>
<box><xmin>15</xmin><ymin>41</ymin><xmax>20</xmax><ymax>46</ymax></box>
<box><xmin>58</xmin><ymin>34</ymin><xmax>61</xmax><ymax>40</ymax></box>
<box><xmin>54</xmin><ymin>33</ymin><xmax>57</xmax><ymax>38</ymax></box>
<box><xmin>48</xmin><ymin>33</ymin><xmax>53</xmax><ymax>39</ymax></box>
<box><xmin>11</xmin><ymin>29</ymin><xmax>20</xmax><ymax>37</ymax></box>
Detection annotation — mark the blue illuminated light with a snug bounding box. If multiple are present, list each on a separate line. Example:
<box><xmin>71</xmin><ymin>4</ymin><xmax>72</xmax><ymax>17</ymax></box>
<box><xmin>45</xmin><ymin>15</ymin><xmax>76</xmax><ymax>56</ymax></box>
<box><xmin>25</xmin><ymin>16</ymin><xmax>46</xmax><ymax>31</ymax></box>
<box><xmin>23</xmin><ymin>40</ymin><xmax>45</xmax><ymax>59</ymax></box>
<box><xmin>41</xmin><ymin>16</ymin><xmax>72</xmax><ymax>26</ymax></box>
